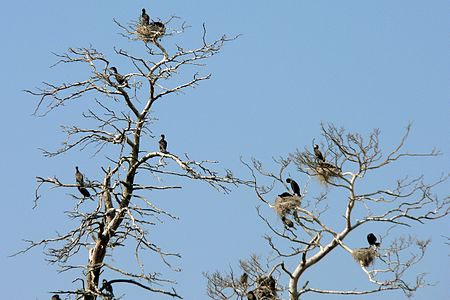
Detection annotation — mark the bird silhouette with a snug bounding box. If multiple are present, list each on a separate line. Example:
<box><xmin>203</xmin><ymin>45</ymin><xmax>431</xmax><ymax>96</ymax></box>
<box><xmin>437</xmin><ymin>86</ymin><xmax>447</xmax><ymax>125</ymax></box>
<box><xmin>75</xmin><ymin>166</ymin><xmax>90</xmax><ymax>197</ymax></box>
<box><xmin>141</xmin><ymin>8</ymin><xmax>150</xmax><ymax>25</ymax></box>
<box><xmin>159</xmin><ymin>134</ymin><xmax>168</xmax><ymax>153</ymax></box>
<box><xmin>367</xmin><ymin>233</ymin><xmax>380</xmax><ymax>247</ymax></box>
<box><xmin>110</xmin><ymin>67</ymin><xmax>129</xmax><ymax>88</ymax></box>
<box><xmin>286</xmin><ymin>178</ymin><xmax>301</xmax><ymax>197</ymax></box>
<box><xmin>314</xmin><ymin>144</ymin><xmax>325</xmax><ymax>162</ymax></box>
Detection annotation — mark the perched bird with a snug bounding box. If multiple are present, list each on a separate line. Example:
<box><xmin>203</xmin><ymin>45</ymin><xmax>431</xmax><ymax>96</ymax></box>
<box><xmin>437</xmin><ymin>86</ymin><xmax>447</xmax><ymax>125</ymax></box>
<box><xmin>281</xmin><ymin>216</ymin><xmax>294</xmax><ymax>228</ymax></box>
<box><xmin>51</xmin><ymin>295</ymin><xmax>61</xmax><ymax>300</ymax></box>
<box><xmin>78</xmin><ymin>186</ymin><xmax>91</xmax><ymax>198</ymax></box>
<box><xmin>141</xmin><ymin>8</ymin><xmax>150</xmax><ymax>25</ymax></box>
<box><xmin>240</xmin><ymin>272</ymin><xmax>248</xmax><ymax>286</ymax></box>
<box><xmin>102</xmin><ymin>279</ymin><xmax>114</xmax><ymax>297</ymax></box>
<box><xmin>367</xmin><ymin>233</ymin><xmax>381</xmax><ymax>247</ymax></box>
<box><xmin>247</xmin><ymin>291</ymin><xmax>256</xmax><ymax>300</ymax></box>
<box><xmin>278</xmin><ymin>191</ymin><xmax>292</xmax><ymax>198</ymax></box>
<box><xmin>110</xmin><ymin>67</ymin><xmax>129</xmax><ymax>88</ymax></box>
<box><xmin>75</xmin><ymin>166</ymin><xmax>84</xmax><ymax>185</ymax></box>
<box><xmin>159</xmin><ymin>134</ymin><xmax>168</xmax><ymax>153</ymax></box>
<box><xmin>75</xmin><ymin>166</ymin><xmax>90</xmax><ymax>197</ymax></box>
<box><xmin>286</xmin><ymin>178</ymin><xmax>301</xmax><ymax>197</ymax></box>
<box><xmin>314</xmin><ymin>144</ymin><xmax>325</xmax><ymax>162</ymax></box>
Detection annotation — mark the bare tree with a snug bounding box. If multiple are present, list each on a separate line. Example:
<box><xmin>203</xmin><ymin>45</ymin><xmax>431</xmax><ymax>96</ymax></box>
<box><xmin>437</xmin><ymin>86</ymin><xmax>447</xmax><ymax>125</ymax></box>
<box><xmin>206</xmin><ymin>123</ymin><xmax>449</xmax><ymax>299</ymax></box>
<box><xmin>18</xmin><ymin>13</ymin><xmax>241</xmax><ymax>299</ymax></box>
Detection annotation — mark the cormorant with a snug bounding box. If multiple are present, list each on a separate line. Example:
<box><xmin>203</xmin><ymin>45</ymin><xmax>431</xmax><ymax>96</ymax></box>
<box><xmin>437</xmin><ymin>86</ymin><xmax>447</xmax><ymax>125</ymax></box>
<box><xmin>102</xmin><ymin>279</ymin><xmax>114</xmax><ymax>297</ymax></box>
<box><xmin>110</xmin><ymin>67</ymin><xmax>129</xmax><ymax>88</ymax></box>
<box><xmin>141</xmin><ymin>8</ymin><xmax>150</xmax><ymax>26</ymax></box>
<box><xmin>278</xmin><ymin>192</ymin><xmax>292</xmax><ymax>198</ymax></box>
<box><xmin>367</xmin><ymin>233</ymin><xmax>380</xmax><ymax>247</ymax></box>
<box><xmin>286</xmin><ymin>178</ymin><xmax>301</xmax><ymax>197</ymax></box>
<box><xmin>78</xmin><ymin>186</ymin><xmax>91</xmax><ymax>198</ymax></box>
<box><xmin>281</xmin><ymin>216</ymin><xmax>294</xmax><ymax>228</ymax></box>
<box><xmin>159</xmin><ymin>134</ymin><xmax>168</xmax><ymax>153</ymax></box>
<box><xmin>314</xmin><ymin>144</ymin><xmax>325</xmax><ymax>162</ymax></box>
<box><xmin>75</xmin><ymin>166</ymin><xmax>90</xmax><ymax>197</ymax></box>
<box><xmin>51</xmin><ymin>295</ymin><xmax>61</xmax><ymax>300</ymax></box>
<box><xmin>246</xmin><ymin>291</ymin><xmax>256</xmax><ymax>300</ymax></box>
<box><xmin>240</xmin><ymin>272</ymin><xmax>248</xmax><ymax>285</ymax></box>
<box><xmin>75</xmin><ymin>166</ymin><xmax>84</xmax><ymax>185</ymax></box>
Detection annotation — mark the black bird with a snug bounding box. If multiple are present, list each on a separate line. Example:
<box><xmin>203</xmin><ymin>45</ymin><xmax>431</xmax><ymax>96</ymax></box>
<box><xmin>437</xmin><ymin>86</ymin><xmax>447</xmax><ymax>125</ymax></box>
<box><xmin>78</xmin><ymin>186</ymin><xmax>91</xmax><ymax>198</ymax></box>
<box><xmin>247</xmin><ymin>291</ymin><xmax>256</xmax><ymax>300</ymax></box>
<box><xmin>278</xmin><ymin>191</ymin><xmax>292</xmax><ymax>198</ymax></box>
<box><xmin>141</xmin><ymin>8</ymin><xmax>150</xmax><ymax>25</ymax></box>
<box><xmin>110</xmin><ymin>67</ymin><xmax>129</xmax><ymax>88</ymax></box>
<box><xmin>75</xmin><ymin>166</ymin><xmax>84</xmax><ymax>185</ymax></box>
<box><xmin>286</xmin><ymin>178</ymin><xmax>301</xmax><ymax>197</ymax></box>
<box><xmin>102</xmin><ymin>279</ymin><xmax>114</xmax><ymax>297</ymax></box>
<box><xmin>314</xmin><ymin>144</ymin><xmax>325</xmax><ymax>162</ymax></box>
<box><xmin>52</xmin><ymin>295</ymin><xmax>61</xmax><ymax>300</ymax></box>
<box><xmin>159</xmin><ymin>134</ymin><xmax>168</xmax><ymax>153</ymax></box>
<box><xmin>367</xmin><ymin>233</ymin><xmax>380</xmax><ymax>247</ymax></box>
<box><xmin>281</xmin><ymin>216</ymin><xmax>294</xmax><ymax>228</ymax></box>
<box><xmin>240</xmin><ymin>272</ymin><xmax>248</xmax><ymax>285</ymax></box>
<box><xmin>75</xmin><ymin>167</ymin><xmax>90</xmax><ymax>197</ymax></box>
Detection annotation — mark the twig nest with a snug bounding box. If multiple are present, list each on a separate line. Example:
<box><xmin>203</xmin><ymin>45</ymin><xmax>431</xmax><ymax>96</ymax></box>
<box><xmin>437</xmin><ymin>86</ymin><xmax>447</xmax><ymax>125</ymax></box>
<box><xmin>254</xmin><ymin>276</ymin><xmax>277</xmax><ymax>299</ymax></box>
<box><xmin>315</xmin><ymin>162</ymin><xmax>341</xmax><ymax>183</ymax></box>
<box><xmin>274</xmin><ymin>194</ymin><xmax>301</xmax><ymax>217</ymax></box>
<box><xmin>136</xmin><ymin>23</ymin><xmax>165</xmax><ymax>42</ymax></box>
<box><xmin>352</xmin><ymin>247</ymin><xmax>378</xmax><ymax>267</ymax></box>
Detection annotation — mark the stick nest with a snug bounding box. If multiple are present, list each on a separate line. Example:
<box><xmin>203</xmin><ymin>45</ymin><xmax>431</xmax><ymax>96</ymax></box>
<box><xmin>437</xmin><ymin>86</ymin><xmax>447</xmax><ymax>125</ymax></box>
<box><xmin>274</xmin><ymin>195</ymin><xmax>301</xmax><ymax>217</ymax></box>
<box><xmin>315</xmin><ymin>162</ymin><xmax>341</xmax><ymax>183</ymax></box>
<box><xmin>352</xmin><ymin>247</ymin><xmax>378</xmax><ymax>267</ymax></box>
<box><xmin>136</xmin><ymin>23</ymin><xmax>165</xmax><ymax>42</ymax></box>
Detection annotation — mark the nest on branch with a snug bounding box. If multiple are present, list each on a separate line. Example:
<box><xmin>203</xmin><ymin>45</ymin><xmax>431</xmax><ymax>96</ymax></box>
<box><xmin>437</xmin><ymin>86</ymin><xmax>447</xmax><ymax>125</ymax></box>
<box><xmin>315</xmin><ymin>161</ymin><xmax>341</xmax><ymax>183</ymax></box>
<box><xmin>352</xmin><ymin>247</ymin><xmax>378</xmax><ymax>267</ymax></box>
<box><xmin>136</xmin><ymin>23</ymin><xmax>165</xmax><ymax>42</ymax></box>
<box><xmin>274</xmin><ymin>194</ymin><xmax>301</xmax><ymax>218</ymax></box>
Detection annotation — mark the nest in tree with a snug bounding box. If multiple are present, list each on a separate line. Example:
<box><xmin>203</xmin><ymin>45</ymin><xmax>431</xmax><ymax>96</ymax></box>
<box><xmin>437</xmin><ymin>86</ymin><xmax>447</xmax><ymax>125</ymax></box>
<box><xmin>253</xmin><ymin>276</ymin><xmax>277</xmax><ymax>299</ymax></box>
<box><xmin>136</xmin><ymin>23</ymin><xmax>165</xmax><ymax>42</ymax></box>
<box><xmin>274</xmin><ymin>194</ymin><xmax>301</xmax><ymax>218</ymax></box>
<box><xmin>352</xmin><ymin>247</ymin><xmax>378</xmax><ymax>267</ymax></box>
<box><xmin>315</xmin><ymin>162</ymin><xmax>341</xmax><ymax>183</ymax></box>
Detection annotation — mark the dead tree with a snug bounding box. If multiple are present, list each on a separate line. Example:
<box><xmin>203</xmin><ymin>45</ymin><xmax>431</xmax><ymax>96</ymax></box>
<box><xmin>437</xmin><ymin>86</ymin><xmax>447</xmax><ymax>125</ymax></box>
<box><xmin>19</xmin><ymin>15</ymin><xmax>240</xmax><ymax>299</ymax></box>
<box><xmin>206</xmin><ymin>124</ymin><xmax>449</xmax><ymax>299</ymax></box>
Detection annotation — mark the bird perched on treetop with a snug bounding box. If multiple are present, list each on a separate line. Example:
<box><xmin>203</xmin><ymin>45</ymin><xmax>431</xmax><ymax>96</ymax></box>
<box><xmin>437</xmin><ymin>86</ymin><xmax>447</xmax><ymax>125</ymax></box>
<box><xmin>314</xmin><ymin>144</ymin><xmax>325</xmax><ymax>162</ymax></box>
<box><xmin>110</xmin><ymin>67</ymin><xmax>129</xmax><ymax>89</ymax></box>
<box><xmin>51</xmin><ymin>295</ymin><xmax>61</xmax><ymax>300</ymax></box>
<box><xmin>286</xmin><ymin>178</ymin><xmax>301</xmax><ymax>197</ymax></box>
<box><xmin>141</xmin><ymin>8</ymin><xmax>150</xmax><ymax>25</ymax></box>
<box><xmin>159</xmin><ymin>134</ymin><xmax>168</xmax><ymax>153</ymax></box>
<box><xmin>367</xmin><ymin>233</ymin><xmax>380</xmax><ymax>247</ymax></box>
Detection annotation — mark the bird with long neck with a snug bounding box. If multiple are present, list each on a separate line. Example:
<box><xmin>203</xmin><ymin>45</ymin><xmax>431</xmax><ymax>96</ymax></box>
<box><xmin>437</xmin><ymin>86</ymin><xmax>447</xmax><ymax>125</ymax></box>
<box><xmin>110</xmin><ymin>67</ymin><xmax>129</xmax><ymax>89</ymax></box>
<box><xmin>141</xmin><ymin>8</ymin><xmax>150</xmax><ymax>25</ymax></box>
<box><xmin>159</xmin><ymin>134</ymin><xmax>168</xmax><ymax>153</ymax></box>
<box><xmin>314</xmin><ymin>144</ymin><xmax>325</xmax><ymax>163</ymax></box>
<box><xmin>286</xmin><ymin>178</ymin><xmax>301</xmax><ymax>197</ymax></box>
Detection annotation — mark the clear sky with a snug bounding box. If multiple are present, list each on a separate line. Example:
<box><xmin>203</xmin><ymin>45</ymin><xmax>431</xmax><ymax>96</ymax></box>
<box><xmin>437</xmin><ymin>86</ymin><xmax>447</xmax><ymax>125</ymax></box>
<box><xmin>1</xmin><ymin>1</ymin><xmax>448</xmax><ymax>299</ymax></box>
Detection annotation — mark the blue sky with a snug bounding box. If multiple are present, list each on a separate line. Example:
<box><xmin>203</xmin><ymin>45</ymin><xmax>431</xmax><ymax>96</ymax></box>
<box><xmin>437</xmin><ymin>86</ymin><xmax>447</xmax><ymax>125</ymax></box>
<box><xmin>1</xmin><ymin>1</ymin><xmax>448</xmax><ymax>299</ymax></box>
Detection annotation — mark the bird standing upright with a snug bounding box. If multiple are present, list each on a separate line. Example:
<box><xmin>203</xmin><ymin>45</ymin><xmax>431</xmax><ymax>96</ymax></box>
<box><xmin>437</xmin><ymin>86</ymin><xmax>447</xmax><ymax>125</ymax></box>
<box><xmin>240</xmin><ymin>272</ymin><xmax>248</xmax><ymax>286</ymax></box>
<box><xmin>286</xmin><ymin>178</ymin><xmax>301</xmax><ymax>197</ymax></box>
<box><xmin>110</xmin><ymin>67</ymin><xmax>129</xmax><ymax>89</ymax></box>
<box><xmin>75</xmin><ymin>166</ymin><xmax>91</xmax><ymax>197</ymax></box>
<box><xmin>141</xmin><ymin>8</ymin><xmax>150</xmax><ymax>25</ymax></box>
<box><xmin>367</xmin><ymin>233</ymin><xmax>381</xmax><ymax>247</ymax></box>
<box><xmin>314</xmin><ymin>144</ymin><xmax>325</xmax><ymax>163</ymax></box>
<box><xmin>159</xmin><ymin>134</ymin><xmax>168</xmax><ymax>153</ymax></box>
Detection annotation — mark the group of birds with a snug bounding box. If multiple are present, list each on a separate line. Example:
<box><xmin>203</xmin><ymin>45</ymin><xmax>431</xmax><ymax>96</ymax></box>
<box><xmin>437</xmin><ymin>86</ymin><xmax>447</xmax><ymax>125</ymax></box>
<box><xmin>73</xmin><ymin>134</ymin><xmax>167</xmax><ymax>196</ymax></box>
